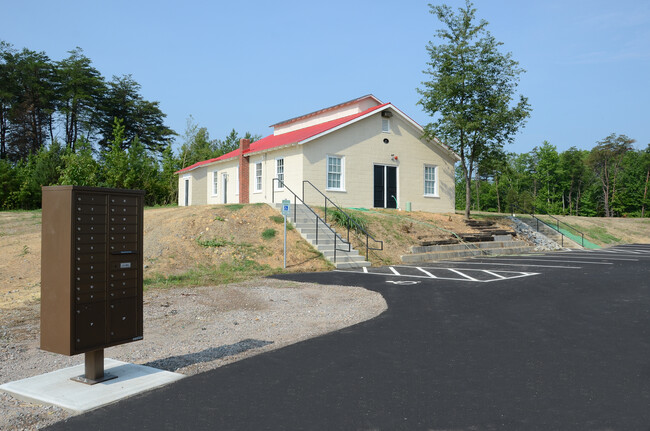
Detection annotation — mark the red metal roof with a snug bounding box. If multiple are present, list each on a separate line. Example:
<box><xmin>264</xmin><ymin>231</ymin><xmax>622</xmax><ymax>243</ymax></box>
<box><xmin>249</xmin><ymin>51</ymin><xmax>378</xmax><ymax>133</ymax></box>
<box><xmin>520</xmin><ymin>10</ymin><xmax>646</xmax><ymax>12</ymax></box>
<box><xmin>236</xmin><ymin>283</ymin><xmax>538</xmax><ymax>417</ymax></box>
<box><xmin>175</xmin><ymin>103</ymin><xmax>389</xmax><ymax>174</ymax></box>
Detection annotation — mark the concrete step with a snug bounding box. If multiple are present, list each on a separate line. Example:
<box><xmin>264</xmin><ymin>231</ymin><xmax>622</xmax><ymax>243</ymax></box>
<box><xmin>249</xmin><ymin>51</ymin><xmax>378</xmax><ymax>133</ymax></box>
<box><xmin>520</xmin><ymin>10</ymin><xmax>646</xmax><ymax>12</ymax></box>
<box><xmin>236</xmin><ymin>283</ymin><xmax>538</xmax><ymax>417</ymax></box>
<box><xmin>402</xmin><ymin>245</ymin><xmax>534</xmax><ymax>264</ymax></box>
<box><xmin>335</xmin><ymin>261</ymin><xmax>372</xmax><ymax>269</ymax></box>
<box><xmin>273</xmin><ymin>201</ymin><xmax>372</xmax><ymax>269</ymax></box>
<box><xmin>320</xmin><ymin>249</ymin><xmax>362</xmax><ymax>259</ymax></box>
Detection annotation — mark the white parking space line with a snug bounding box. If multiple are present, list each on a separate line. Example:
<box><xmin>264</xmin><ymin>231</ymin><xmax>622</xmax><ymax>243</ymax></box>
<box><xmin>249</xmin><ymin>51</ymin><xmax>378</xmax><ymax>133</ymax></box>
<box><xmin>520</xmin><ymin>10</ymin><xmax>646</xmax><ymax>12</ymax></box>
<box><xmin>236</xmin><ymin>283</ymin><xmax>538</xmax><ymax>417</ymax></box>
<box><xmin>417</xmin><ymin>267</ymin><xmax>437</xmax><ymax>278</ymax></box>
<box><xmin>539</xmin><ymin>254</ymin><xmax>639</xmax><ymax>261</ymax></box>
<box><xmin>447</xmin><ymin>269</ymin><xmax>479</xmax><ymax>281</ymax></box>
<box><xmin>580</xmin><ymin>249</ymin><xmax>647</xmax><ymax>255</ymax></box>
<box><xmin>476</xmin><ymin>257</ymin><xmax>618</xmax><ymax>264</ymax></box>
<box><xmin>433</xmin><ymin>261</ymin><xmax>583</xmax><ymax>269</ymax></box>
<box><xmin>483</xmin><ymin>270</ymin><xmax>507</xmax><ymax>279</ymax></box>
<box><xmin>335</xmin><ymin>266</ymin><xmax>539</xmax><ymax>283</ymax></box>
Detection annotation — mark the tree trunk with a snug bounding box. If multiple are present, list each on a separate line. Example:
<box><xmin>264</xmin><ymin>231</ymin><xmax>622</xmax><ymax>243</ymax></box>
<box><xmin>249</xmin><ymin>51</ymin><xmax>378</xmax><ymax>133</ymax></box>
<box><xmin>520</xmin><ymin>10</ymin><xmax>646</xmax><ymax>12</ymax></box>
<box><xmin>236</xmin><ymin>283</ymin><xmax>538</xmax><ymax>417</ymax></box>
<box><xmin>475</xmin><ymin>170</ymin><xmax>480</xmax><ymax>212</ymax></box>
<box><xmin>642</xmin><ymin>169</ymin><xmax>649</xmax><ymax>218</ymax></box>
<box><xmin>0</xmin><ymin>108</ymin><xmax>6</xmax><ymax>159</ymax></box>
<box><xmin>603</xmin><ymin>183</ymin><xmax>610</xmax><ymax>217</ymax></box>
<box><xmin>495</xmin><ymin>175</ymin><xmax>501</xmax><ymax>213</ymax></box>
<box><xmin>48</xmin><ymin>114</ymin><xmax>54</xmax><ymax>145</ymax></box>
<box><xmin>464</xmin><ymin>166</ymin><xmax>471</xmax><ymax>219</ymax></box>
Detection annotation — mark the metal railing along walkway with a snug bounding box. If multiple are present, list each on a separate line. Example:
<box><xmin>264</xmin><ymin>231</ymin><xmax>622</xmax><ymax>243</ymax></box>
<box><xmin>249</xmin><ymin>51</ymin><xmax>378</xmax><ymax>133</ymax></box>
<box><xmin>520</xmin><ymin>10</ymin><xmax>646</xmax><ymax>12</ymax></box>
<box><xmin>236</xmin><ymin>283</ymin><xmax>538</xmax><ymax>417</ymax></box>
<box><xmin>272</xmin><ymin>180</ymin><xmax>383</xmax><ymax>262</ymax></box>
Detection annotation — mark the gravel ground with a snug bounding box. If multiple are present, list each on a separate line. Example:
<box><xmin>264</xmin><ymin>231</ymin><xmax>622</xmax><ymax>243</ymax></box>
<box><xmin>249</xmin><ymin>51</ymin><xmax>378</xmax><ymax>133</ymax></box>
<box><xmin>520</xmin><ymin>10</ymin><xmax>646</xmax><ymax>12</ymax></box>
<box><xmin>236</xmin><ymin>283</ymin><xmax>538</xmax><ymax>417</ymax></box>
<box><xmin>0</xmin><ymin>279</ymin><xmax>387</xmax><ymax>430</ymax></box>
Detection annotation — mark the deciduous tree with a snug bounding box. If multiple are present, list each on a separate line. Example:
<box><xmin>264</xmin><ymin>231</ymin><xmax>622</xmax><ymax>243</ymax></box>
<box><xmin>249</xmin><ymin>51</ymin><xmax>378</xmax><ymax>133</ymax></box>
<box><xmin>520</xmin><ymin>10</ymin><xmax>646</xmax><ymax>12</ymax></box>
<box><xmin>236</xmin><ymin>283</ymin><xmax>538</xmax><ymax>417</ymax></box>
<box><xmin>418</xmin><ymin>0</ymin><xmax>531</xmax><ymax>218</ymax></box>
<box><xmin>587</xmin><ymin>133</ymin><xmax>634</xmax><ymax>217</ymax></box>
<box><xmin>55</xmin><ymin>47</ymin><xmax>105</xmax><ymax>150</ymax></box>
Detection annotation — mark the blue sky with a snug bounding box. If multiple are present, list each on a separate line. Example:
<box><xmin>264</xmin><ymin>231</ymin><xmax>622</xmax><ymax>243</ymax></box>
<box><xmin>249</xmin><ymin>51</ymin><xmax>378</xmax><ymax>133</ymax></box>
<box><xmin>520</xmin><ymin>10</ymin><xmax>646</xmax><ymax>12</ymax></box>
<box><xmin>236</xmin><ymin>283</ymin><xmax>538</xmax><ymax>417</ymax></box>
<box><xmin>4</xmin><ymin>0</ymin><xmax>649</xmax><ymax>154</ymax></box>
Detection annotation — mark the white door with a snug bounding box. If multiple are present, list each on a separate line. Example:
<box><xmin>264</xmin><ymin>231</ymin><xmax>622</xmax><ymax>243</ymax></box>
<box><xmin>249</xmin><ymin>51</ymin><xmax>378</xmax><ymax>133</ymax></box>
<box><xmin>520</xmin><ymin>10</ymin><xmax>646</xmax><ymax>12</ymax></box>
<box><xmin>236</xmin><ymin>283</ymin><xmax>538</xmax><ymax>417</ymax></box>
<box><xmin>184</xmin><ymin>179</ymin><xmax>190</xmax><ymax>206</ymax></box>
<box><xmin>222</xmin><ymin>173</ymin><xmax>228</xmax><ymax>204</ymax></box>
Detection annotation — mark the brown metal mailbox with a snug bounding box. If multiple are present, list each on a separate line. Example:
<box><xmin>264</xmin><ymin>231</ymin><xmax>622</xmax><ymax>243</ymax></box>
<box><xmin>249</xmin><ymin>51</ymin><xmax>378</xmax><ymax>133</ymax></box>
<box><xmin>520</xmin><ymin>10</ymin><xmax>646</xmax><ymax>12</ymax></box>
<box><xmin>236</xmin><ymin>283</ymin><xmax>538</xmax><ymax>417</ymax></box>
<box><xmin>41</xmin><ymin>186</ymin><xmax>144</xmax><ymax>356</ymax></box>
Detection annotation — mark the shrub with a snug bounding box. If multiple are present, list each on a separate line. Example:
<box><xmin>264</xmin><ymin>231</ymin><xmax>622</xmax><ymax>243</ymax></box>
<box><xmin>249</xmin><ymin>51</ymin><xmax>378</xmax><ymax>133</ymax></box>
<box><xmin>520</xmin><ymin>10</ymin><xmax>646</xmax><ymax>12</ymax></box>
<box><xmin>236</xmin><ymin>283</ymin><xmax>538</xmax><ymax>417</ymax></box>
<box><xmin>328</xmin><ymin>209</ymin><xmax>368</xmax><ymax>233</ymax></box>
<box><xmin>196</xmin><ymin>237</ymin><xmax>231</xmax><ymax>247</ymax></box>
<box><xmin>261</xmin><ymin>228</ymin><xmax>277</xmax><ymax>240</ymax></box>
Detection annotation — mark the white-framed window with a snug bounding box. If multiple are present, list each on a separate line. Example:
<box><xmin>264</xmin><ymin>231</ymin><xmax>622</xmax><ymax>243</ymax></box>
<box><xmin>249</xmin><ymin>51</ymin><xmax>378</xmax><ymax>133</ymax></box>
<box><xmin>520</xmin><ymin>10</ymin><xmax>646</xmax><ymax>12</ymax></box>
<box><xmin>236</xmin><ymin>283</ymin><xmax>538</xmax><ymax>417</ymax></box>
<box><xmin>254</xmin><ymin>162</ymin><xmax>263</xmax><ymax>192</ymax></box>
<box><xmin>382</xmin><ymin>118</ymin><xmax>390</xmax><ymax>133</ymax></box>
<box><xmin>211</xmin><ymin>170</ymin><xmax>219</xmax><ymax>196</ymax></box>
<box><xmin>327</xmin><ymin>155</ymin><xmax>344</xmax><ymax>191</ymax></box>
<box><xmin>275</xmin><ymin>157</ymin><xmax>284</xmax><ymax>189</ymax></box>
<box><xmin>424</xmin><ymin>165</ymin><xmax>438</xmax><ymax>197</ymax></box>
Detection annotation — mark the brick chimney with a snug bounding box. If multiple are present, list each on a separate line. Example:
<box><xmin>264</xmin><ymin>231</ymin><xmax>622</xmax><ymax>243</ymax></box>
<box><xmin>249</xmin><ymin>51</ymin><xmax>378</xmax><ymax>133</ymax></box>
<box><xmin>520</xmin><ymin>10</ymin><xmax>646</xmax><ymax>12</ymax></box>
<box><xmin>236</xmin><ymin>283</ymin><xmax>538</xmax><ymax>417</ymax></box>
<box><xmin>238</xmin><ymin>138</ymin><xmax>250</xmax><ymax>203</ymax></box>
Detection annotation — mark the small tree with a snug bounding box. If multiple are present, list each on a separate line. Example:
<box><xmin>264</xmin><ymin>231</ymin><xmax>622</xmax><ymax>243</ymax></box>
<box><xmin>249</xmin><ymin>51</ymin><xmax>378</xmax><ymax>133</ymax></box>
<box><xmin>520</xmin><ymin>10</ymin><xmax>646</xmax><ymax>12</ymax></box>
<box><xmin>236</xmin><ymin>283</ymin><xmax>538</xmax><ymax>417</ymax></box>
<box><xmin>58</xmin><ymin>137</ymin><xmax>100</xmax><ymax>186</ymax></box>
<box><xmin>102</xmin><ymin>117</ymin><xmax>128</xmax><ymax>189</ymax></box>
<box><xmin>418</xmin><ymin>1</ymin><xmax>531</xmax><ymax>218</ymax></box>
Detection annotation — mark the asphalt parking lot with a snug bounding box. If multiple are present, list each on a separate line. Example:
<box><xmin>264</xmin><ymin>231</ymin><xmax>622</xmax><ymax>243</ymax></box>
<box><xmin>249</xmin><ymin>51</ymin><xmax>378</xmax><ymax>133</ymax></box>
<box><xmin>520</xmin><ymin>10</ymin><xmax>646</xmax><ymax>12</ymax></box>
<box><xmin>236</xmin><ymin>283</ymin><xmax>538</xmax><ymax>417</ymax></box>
<box><xmin>49</xmin><ymin>244</ymin><xmax>650</xmax><ymax>430</ymax></box>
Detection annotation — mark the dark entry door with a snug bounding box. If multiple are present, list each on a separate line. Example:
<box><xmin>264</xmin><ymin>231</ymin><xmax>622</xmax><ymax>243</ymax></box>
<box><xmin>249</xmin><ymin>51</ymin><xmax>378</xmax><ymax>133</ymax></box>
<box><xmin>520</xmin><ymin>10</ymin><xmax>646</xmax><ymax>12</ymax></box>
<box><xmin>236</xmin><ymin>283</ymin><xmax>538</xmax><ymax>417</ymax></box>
<box><xmin>373</xmin><ymin>165</ymin><xmax>397</xmax><ymax>208</ymax></box>
<box><xmin>373</xmin><ymin>165</ymin><xmax>385</xmax><ymax>208</ymax></box>
<box><xmin>184</xmin><ymin>179</ymin><xmax>189</xmax><ymax>206</ymax></box>
<box><xmin>386</xmin><ymin>166</ymin><xmax>397</xmax><ymax>208</ymax></box>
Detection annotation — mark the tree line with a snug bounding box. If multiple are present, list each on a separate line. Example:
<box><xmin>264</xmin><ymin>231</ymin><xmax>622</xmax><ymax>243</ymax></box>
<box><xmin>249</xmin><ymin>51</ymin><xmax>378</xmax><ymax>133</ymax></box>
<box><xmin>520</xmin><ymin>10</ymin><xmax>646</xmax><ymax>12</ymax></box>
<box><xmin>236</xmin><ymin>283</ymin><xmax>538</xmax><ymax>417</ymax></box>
<box><xmin>0</xmin><ymin>41</ymin><xmax>258</xmax><ymax>210</ymax></box>
<box><xmin>457</xmin><ymin>135</ymin><xmax>650</xmax><ymax>218</ymax></box>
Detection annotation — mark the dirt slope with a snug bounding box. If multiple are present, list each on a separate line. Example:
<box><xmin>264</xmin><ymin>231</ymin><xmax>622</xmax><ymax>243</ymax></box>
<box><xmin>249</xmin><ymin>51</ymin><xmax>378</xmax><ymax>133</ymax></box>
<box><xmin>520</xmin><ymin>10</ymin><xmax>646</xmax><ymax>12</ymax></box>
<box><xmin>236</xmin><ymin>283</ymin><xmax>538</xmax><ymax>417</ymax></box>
<box><xmin>0</xmin><ymin>204</ymin><xmax>330</xmax><ymax>309</ymax></box>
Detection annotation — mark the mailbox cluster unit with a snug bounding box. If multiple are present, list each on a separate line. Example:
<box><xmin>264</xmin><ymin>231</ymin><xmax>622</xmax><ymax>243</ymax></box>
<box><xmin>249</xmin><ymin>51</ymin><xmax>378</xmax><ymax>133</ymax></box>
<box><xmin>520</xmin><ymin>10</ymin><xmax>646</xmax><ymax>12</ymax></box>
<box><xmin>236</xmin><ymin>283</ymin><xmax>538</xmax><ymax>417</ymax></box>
<box><xmin>41</xmin><ymin>186</ymin><xmax>144</xmax><ymax>356</ymax></box>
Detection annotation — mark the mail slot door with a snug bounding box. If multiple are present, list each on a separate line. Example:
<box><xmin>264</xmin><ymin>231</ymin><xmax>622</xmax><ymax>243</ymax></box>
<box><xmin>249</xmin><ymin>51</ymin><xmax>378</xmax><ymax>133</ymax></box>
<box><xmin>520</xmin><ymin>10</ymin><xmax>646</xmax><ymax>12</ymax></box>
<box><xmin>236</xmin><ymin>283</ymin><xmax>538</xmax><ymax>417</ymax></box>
<box><xmin>75</xmin><ymin>223</ymin><xmax>106</xmax><ymax>234</ymax></box>
<box><xmin>109</xmin><ymin>242</ymin><xmax>138</xmax><ymax>253</ymax></box>
<box><xmin>75</xmin><ymin>204</ymin><xmax>107</xmax><ymax>215</ymax></box>
<box><xmin>109</xmin><ymin>205</ymin><xmax>138</xmax><ymax>216</ymax></box>
<box><xmin>109</xmin><ymin>195</ymin><xmax>138</xmax><ymax>206</ymax></box>
<box><xmin>109</xmin><ymin>224</ymin><xmax>138</xmax><ymax>234</ymax></box>
<box><xmin>75</xmin><ymin>301</ymin><xmax>106</xmax><ymax>350</ymax></box>
<box><xmin>75</xmin><ymin>253</ymin><xmax>106</xmax><ymax>264</ymax></box>
<box><xmin>109</xmin><ymin>215</ymin><xmax>138</xmax><ymax>224</ymax></box>
<box><xmin>74</xmin><ymin>262</ymin><xmax>106</xmax><ymax>274</ymax></box>
<box><xmin>108</xmin><ymin>298</ymin><xmax>138</xmax><ymax>342</ymax></box>
<box><xmin>108</xmin><ymin>278</ymin><xmax>138</xmax><ymax>290</ymax></box>
<box><xmin>75</xmin><ymin>281</ymin><xmax>106</xmax><ymax>294</ymax></box>
<box><xmin>75</xmin><ymin>193</ymin><xmax>107</xmax><ymax>205</ymax></box>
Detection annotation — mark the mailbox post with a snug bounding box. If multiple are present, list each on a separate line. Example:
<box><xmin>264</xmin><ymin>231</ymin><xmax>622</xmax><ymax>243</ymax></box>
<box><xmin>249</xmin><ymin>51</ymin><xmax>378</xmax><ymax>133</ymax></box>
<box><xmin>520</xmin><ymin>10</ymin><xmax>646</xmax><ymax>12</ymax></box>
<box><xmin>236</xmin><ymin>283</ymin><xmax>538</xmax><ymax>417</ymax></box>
<box><xmin>40</xmin><ymin>186</ymin><xmax>144</xmax><ymax>384</ymax></box>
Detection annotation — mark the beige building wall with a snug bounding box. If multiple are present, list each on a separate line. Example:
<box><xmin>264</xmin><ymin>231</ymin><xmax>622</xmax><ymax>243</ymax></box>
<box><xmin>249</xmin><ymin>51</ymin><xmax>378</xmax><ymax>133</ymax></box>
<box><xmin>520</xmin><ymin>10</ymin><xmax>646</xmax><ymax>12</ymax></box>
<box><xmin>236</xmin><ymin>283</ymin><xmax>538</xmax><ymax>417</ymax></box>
<box><xmin>205</xmin><ymin>161</ymin><xmax>240</xmax><ymax>205</ymax></box>
<box><xmin>177</xmin><ymin>168</ymin><xmax>208</xmax><ymax>206</ymax></box>
<box><xmin>248</xmin><ymin>145</ymin><xmax>304</xmax><ymax>204</ymax></box>
<box><xmin>301</xmin><ymin>112</ymin><xmax>457</xmax><ymax>212</ymax></box>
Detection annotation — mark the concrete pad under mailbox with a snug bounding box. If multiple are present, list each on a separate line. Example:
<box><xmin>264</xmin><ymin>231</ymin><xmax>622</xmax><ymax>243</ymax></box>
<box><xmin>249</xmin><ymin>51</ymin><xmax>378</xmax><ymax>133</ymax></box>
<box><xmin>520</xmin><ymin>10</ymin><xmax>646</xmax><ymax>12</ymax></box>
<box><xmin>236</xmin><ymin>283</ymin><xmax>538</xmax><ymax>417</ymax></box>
<box><xmin>0</xmin><ymin>359</ymin><xmax>185</xmax><ymax>413</ymax></box>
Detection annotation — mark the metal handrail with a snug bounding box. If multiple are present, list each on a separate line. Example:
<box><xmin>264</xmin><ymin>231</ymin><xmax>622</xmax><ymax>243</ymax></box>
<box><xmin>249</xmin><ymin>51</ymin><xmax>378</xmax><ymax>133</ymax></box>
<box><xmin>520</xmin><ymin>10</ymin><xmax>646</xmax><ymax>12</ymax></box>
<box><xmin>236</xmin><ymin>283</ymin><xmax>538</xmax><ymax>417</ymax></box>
<box><xmin>271</xmin><ymin>179</ymin><xmax>351</xmax><ymax>262</ymax></box>
<box><xmin>511</xmin><ymin>204</ymin><xmax>584</xmax><ymax>247</ymax></box>
<box><xmin>302</xmin><ymin>180</ymin><xmax>383</xmax><ymax>260</ymax></box>
<box><xmin>534</xmin><ymin>212</ymin><xmax>585</xmax><ymax>247</ymax></box>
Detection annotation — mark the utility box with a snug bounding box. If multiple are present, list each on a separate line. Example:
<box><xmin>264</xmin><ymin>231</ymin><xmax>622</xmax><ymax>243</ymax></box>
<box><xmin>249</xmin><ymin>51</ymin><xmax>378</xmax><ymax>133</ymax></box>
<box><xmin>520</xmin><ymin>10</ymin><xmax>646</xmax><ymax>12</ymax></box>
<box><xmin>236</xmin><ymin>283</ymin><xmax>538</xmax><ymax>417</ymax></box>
<box><xmin>40</xmin><ymin>186</ymin><xmax>144</xmax><ymax>357</ymax></box>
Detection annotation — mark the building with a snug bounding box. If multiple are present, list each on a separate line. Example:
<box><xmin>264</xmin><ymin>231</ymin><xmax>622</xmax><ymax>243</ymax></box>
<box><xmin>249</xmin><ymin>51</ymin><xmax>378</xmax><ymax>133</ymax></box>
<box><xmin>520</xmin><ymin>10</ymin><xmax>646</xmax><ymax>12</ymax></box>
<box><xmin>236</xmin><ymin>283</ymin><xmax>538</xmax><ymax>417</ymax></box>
<box><xmin>175</xmin><ymin>95</ymin><xmax>459</xmax><ymax>212</ymax></box>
